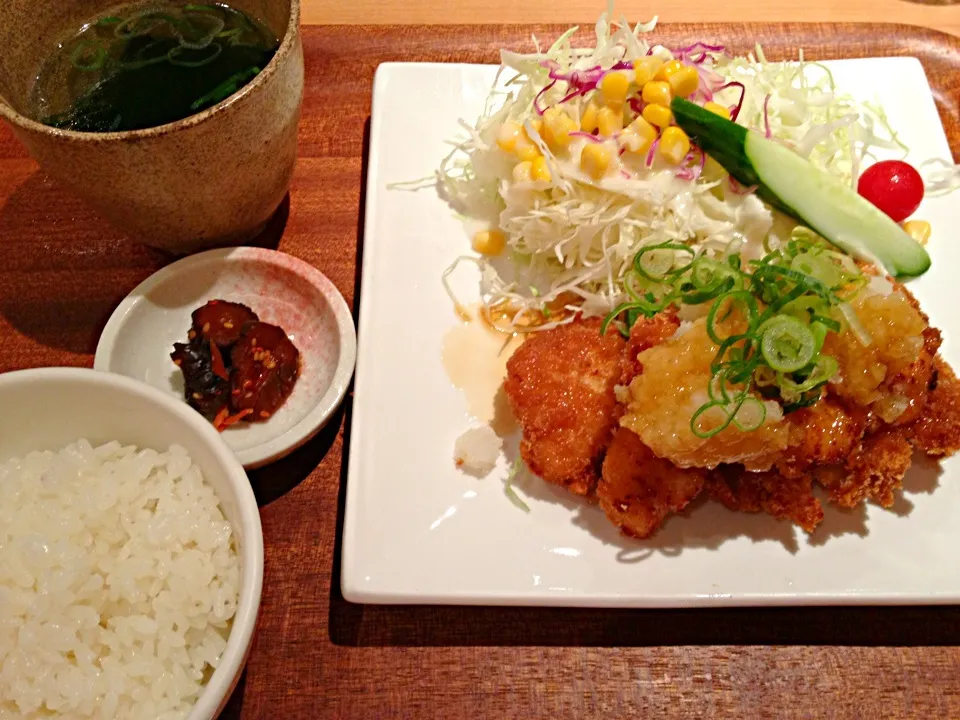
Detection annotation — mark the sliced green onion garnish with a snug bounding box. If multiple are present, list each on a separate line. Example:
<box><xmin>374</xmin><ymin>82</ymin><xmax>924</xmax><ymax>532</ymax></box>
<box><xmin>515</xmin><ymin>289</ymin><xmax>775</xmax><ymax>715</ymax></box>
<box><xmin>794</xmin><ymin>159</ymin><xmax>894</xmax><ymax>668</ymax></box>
<box><xmin>691</xmin><ymin>392</ymin><xmax>760</xmax><ymax>439</ymax></box>
<box><xmin>811</xmin><ymin>314</ymin><xmax>841</xmax><ymax>333</ymax></box>
<box><xmin>609</xmin><ymin>227</ymin><xmax>871</xmax><ymax>436</ymax></box>
<box><xmin>680</xmin><ymin>275</ymin><xmax>736</xmax><ymax>305</ymax></box>
<box><xmin>190</xmin><ymin>66</ymin><xmax>260</xmax><ymax>110</ymax></box>
<box><xmin>637</xmin><ymin>248</ymin><xmax>676</xmax><ymax>279</ymax></box>
<box><xmin>115</xmin><ymin>12</ymin><xmax>182</xmax><ymax>39</ymax></box>
<box><xmin>633</xmin><ymin>241</ymin><xmax>695</xmax><ymax>282</ymax></box>
<box><xmin>758</xmin><ymin>315</ymin><xmax>816</xmax><ymax>373</ymax></box>
<box><xmin>751</xmin><ymin>264</ymin><xmax>834</xmax><ymax>305</ymax></box>
<box><xmin>504</xmin><ymin>459</ymin><xmax>531</xmax><ymax>512</ymax></box>
<box><xmin>168</xmin><ymin>42</ymin><xmax>223</xmax><ymax>68</ymax></box>
<box><xmin>706</xmin><ymin>291</ymin><xmax>757</xmax><ymax>344</ymax></box>
<box><xmin>691</xmin><ymin>257</ymin><xmax>737</xmax><ymax>290</ymax></box>
<box><xmin>790</xmin><ymin>251</ymin><xmax>845</xmax><ymax>290</ymax></box>
<box><xmin>624</xmin><ymin>271</ymin><xmax>672</xmax><ymax>305</ymax></box>
<box><xmin>601</xmin><ymin>299</ymin><xmax>658</xmax><ymax>337</ymax></box>
<box><xmin>691</xmin><ymin>400</ymin><xmax>728</xmax><ymax>439</ymax></box>
<box><xmin>778</xmin><ymin>355</ymin><xmax>839</xmax><ymax>401</ymax></box>
<box><xmin>731</xmin><ymin>396</ymin><xmax>767</xmax><ymax>432</ymax></box>
<box><xmin>70</xmin><ymin>40</ymin><xmax>107</xmax><ymax>72</ymax></box>
<box><xmin>217</xmin><ymin>27</ymin><xmax>245</xmax><ymax>44</ymax></box>
<box><xmin>710</xmin><ymin>333</ymin><xmax>755</xmax><ymax>374</ymax></box>
<box><xmin>117</xmin><ymin>40</ymin><xmax>170</xmax><ymax>70</ymax></box>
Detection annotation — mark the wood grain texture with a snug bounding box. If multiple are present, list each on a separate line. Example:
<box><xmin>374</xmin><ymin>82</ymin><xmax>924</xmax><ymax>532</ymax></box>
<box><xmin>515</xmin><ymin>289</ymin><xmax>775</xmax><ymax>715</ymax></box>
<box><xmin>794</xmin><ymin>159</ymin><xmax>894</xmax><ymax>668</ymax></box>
<box><xmin>301</xmin><ymin>0</ymin><xmax>960</xmax><ymax>38</ymax></box>
<box><xmin>2</xmin><ymin>23</ymin><xmax>960</xmax><ymax>719</ymax></box>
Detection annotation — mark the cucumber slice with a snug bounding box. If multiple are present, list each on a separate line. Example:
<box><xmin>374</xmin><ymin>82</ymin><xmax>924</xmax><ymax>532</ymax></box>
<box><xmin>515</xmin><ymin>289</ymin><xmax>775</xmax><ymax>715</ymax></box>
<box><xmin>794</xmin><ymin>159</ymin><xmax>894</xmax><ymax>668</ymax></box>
<box><xmin>671</xmin><ymin>97</ymin><xmax>931</xmax><ymax>280</ymax></box>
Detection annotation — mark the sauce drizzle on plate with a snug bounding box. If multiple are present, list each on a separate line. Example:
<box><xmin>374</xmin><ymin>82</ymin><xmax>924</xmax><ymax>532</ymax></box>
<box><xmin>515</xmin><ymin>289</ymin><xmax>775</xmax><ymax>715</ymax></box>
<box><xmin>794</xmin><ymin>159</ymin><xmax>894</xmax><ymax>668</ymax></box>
<box><xmin>441</xmin><ymin>303</ymin><xmax>523</xmax><ymax>429</ymax></box>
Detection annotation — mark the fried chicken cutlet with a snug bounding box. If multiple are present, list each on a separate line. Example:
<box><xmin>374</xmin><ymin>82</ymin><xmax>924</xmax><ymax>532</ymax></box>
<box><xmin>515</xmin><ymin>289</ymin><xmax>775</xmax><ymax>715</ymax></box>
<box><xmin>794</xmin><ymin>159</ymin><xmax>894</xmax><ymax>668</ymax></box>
<box><xmin>504</xmin><ymin>318</ymin><xmax>625</xmax><ymax>496</ymax></box>
<box><xmin>598</xmin><ymin>427</ymin><xmax>705</xmax><ymax>538</ymax></box>
<box><xmin>503</xmin><ymin>278</ymin><xmax>960</xmax><ymax>540</ymax></box>
<box><xmin>621</xmin><ymin>318</ymin><xmax>791</xmax><ymax>472</ymax></box>
<box><xmin>705</xmin><ymin>466</ymin><xmax>824</xmax><ymax>533</ymax></box>
<box><xmin>909</xmin><ymin>358</ymin><xmax>960</xmax><ymax>457</ymax></box>
<box><xmin>505</xmin><ymin>313</ymin><xmax>706</xmax><ymax>535</ymax></box>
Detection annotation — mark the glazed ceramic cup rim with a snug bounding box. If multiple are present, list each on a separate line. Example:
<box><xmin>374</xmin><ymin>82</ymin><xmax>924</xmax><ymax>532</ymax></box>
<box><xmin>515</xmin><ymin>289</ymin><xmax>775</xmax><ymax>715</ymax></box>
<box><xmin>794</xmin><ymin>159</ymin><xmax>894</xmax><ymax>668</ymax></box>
<box><xmin>0</xmin><ymin>0</ymin><xmax>300</xmax><ymax>142</ymax></box>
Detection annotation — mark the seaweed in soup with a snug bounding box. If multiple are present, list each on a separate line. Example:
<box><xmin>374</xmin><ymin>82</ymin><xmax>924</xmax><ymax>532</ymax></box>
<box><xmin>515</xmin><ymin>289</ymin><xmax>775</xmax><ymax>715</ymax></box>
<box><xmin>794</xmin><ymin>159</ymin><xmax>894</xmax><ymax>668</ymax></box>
<box><xmin>32</xmin><ymin>3</ymin><xmax>279</xmax><ymax>132</ymax></box>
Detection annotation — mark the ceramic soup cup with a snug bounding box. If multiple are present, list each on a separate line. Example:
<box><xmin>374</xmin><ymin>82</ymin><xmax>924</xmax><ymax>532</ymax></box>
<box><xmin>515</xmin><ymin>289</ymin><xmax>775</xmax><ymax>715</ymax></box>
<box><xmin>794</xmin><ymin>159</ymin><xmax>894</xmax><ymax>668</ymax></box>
<box><xmin>0</xmin><ymin>0</ymin><xmax>303</xmax><ymax>254</ymax></box>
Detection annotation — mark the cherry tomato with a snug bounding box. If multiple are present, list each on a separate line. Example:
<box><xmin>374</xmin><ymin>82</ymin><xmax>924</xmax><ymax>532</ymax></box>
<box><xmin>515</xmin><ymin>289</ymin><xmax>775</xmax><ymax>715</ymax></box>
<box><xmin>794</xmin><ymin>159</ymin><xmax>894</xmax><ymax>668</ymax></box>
<box><xmin>857</xmin><ymin>160</ymin><xmax>924</xmax><ymax>223</ymax></box>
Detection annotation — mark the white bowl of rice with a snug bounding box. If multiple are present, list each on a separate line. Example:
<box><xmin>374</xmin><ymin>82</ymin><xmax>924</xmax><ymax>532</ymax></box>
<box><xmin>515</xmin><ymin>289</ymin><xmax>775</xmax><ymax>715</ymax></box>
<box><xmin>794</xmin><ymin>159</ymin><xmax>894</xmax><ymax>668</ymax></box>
<box><xmin>0</xmin><ymin>367</ymin><xmax>264</xmax><ymax>720</ymax></box>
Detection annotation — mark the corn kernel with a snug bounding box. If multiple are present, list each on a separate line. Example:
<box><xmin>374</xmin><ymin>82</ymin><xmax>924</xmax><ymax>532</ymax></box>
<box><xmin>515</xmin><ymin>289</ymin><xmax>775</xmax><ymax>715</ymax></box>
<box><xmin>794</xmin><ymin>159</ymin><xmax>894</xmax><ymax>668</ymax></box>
<box><xmin>516</xmin><ymin>143</ymin><xmax>541</xmax><ymax>162</ymax></box>
<box><xmin>667</xmin><ymin>66</ymin><xmax>700</xmax><ymax>98</ymax></box>
<box><xmin>473</xmin><ymin>230</ymin><xmax>506</xmax><ymax>256</ymax></box>
<box><xmin>619</xmin><ymin>116</ymin><xmax>658</xmax><ymax>154</ymax></box>
<box><xmin>902</xmin><ymin>219</ymin><xmax>931</xmax><ymax>246</ymax></box>
<box><xmin>541</xmin><ymin>107</ymin><xmax>577</xmax><ymax>149</ymax></box>
<box><xmin>512</xmin><ymin>161</ymin><xmax>533</xmax><ymax>183</ymax></box>
<box><xmin>531</xmin><ymin>155</ymin><xmax>552</xmax><ymax>182</ymax></box>
<box><xmin>600</xmin><ymin>71</ymin><xmax>630</xmax><ymax>108</ymax></box>
<box><xmin>641</xmin><ymin>103</ymin><xmax>672</xmax><ymax>128</ymax></box>
<box><xmin>655</xmin><ymin>59</ymin><xmax>684</xmax><ymax>82</ymax></box>
<box><xmin>504</xmin><ymin>118</ymin><xmax>544</xmax><ymax>160</ymax></box>
<box><xmin>496</xmin><ymin>121</ymin><xmax>523</xmax><ymax>152</ymax></box>
<box><xmin>659</xmin><ymin>126</ymin><xmax>691</xmax><ymax>165</ymax></box>
<box><xmin>580</xmin><ymin>101</ymin><xmax>600</xmax><ymax>133</ymax></box>
<box><xmin>641</xmin><ymin>80</ymin><xmax>671</xmax><ymax>107</ymax></box>
<box><xmin>703</xmin><ymin>101</ymin><xmax>731</xmax><ymax>120</ymax></box>
<box><xmin>703</xmin><ymin>156</ymin><xmax>726</xmax><ymax>179</ymax></box>
<box><xmin>632</xmin><ymin>56</ymin><xmax>664</xmax><ymax>86</ymax></box>
<box><xmin>597</xmin><ymin>106</ymin><xmax>624</xmax><ymax>136</ymax></box>
<box><xmin>581</xmin><ymin>142</ymin><xmax>614</xmax><ymax>180</ymax></box>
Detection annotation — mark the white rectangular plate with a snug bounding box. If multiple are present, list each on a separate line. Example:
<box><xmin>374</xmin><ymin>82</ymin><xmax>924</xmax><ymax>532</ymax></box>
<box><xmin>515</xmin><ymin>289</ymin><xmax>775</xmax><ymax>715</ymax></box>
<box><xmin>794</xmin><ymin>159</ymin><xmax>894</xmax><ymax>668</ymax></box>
<box><xmin>343</xmin><ymin>57</ymin><xmax>960</xmax><ymax>607</ymax></box>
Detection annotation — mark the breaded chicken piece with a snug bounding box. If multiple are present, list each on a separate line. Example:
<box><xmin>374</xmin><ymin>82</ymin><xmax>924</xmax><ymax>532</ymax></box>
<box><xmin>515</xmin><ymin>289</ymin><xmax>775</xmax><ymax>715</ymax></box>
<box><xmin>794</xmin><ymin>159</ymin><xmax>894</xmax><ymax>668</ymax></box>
<box><xmin>622</xmin><ymin>311</ymin><xmax>681</xmax><ymax>380</ymax></box>
<box><xmin>504</xmin><ymin>318</ymin><xmax>625</xmax><ymax>496</ymax></box>
<box><xmin>621</xmin><ymin>319</ymin><xmax>789</xmax><ymax>471</ymax></box>
<box><xmin>503</xmin><ymin>288</ymin><xmax>960</xmax><ymax>538</ymax></box>
<box><xmin>777</xmin><ymin>396</ymin><xmax>866</xmax><ymax>479</ymax></box>
<box><xmin>597</xmin><ymin>428</ymin><xmax>706</xmax><ymax>538</ymax></box>
<box><xmin>805</xmin><ymin>359</ymin><xmax>958</xmax><ymax>511</ymax></box>
<box><xmin>816</xmin><ymin>427</ymin><xmax>913</xmax><ymax>508</ymax></box>
<box><xmin>909</xmin><ymin>358</ymin><xmax>960</xmax><ymax>457</ymax></box>
<box><xmin>706</xmin><ymin>466</ymin><xmax>824</xmax><ymax>533</ymax></box>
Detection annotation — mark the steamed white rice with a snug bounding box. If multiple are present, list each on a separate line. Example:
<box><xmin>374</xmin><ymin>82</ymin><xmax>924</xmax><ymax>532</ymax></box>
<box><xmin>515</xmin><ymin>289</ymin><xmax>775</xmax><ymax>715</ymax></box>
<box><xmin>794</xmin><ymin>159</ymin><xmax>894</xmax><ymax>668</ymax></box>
<box><xmin>0</xmin><ymin>440</ymin><xmax>240</xmax><ymax>719</ymax></box>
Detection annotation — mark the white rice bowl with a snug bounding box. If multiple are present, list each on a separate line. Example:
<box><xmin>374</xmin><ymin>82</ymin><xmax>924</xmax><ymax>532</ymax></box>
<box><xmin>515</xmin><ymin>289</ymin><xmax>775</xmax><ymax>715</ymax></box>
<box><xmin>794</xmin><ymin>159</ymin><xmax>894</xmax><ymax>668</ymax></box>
<box><xmin>0</xmin><ymin>439</ymin><xmax>241</xmax><ymax>719</ymax></box>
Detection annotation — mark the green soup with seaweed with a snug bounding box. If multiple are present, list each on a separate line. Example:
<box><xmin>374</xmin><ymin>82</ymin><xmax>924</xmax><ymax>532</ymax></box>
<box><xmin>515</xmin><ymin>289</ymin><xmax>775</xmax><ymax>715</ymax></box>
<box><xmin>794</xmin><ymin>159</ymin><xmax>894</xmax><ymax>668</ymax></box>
<box><xmin>30</xmin><ymin>2</ymin><xmax>279</xmax><ymax>132</ymax></box>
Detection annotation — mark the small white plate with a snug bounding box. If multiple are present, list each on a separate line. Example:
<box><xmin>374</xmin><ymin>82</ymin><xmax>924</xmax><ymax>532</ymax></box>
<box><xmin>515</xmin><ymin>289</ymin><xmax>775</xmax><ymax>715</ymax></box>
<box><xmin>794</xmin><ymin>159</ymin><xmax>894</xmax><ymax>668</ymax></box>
<box><xmin>343</xmin><ymin>59</ymin><xmax>960</xmax><ymax>607</ymax></box>
<box><xmin>95</xmin><ymin>247</ymin><xmax>356</xmax><ymax>469</ymax></box>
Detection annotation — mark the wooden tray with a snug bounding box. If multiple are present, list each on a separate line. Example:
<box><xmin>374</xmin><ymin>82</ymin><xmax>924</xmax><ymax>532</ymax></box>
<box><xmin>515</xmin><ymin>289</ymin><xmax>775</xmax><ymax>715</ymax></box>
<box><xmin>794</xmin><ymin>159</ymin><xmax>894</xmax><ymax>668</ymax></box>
<box><xmin>2</xmin><ymin>23</ymin><xmax>960</xmax><ymax>719</ymax></box>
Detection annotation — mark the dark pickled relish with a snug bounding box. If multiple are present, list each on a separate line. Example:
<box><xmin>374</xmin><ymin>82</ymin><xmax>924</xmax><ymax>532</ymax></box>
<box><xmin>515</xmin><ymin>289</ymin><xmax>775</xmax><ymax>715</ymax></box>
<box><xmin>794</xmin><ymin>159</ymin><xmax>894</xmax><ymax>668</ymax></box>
<box><xmin>171</xmin><ymin>300</ymin><xmax>300</xmax><ymax>431</ymax></box>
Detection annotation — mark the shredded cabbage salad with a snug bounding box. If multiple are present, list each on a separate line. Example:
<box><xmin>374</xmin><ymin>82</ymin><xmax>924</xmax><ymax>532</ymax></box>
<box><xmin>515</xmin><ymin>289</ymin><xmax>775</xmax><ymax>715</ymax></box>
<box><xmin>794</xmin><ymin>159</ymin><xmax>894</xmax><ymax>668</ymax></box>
<box><xmin>436</xmin><ymin>7</ymin><xmax>921</xmax><ymax>332</ymax></box>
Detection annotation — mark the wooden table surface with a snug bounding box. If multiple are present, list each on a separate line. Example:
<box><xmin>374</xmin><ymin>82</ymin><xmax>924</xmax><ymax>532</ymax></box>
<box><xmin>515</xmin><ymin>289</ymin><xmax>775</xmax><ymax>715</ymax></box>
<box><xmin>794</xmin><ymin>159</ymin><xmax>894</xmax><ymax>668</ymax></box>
<box><xmin>301</xmin><ymin>0</ymin><xmax>960</xmax><ymax>37</ymax></box>
<box><xmin>3</xmin><ymin>19</ymin><xmax>960</xmax><ymax>720</ymax></box>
